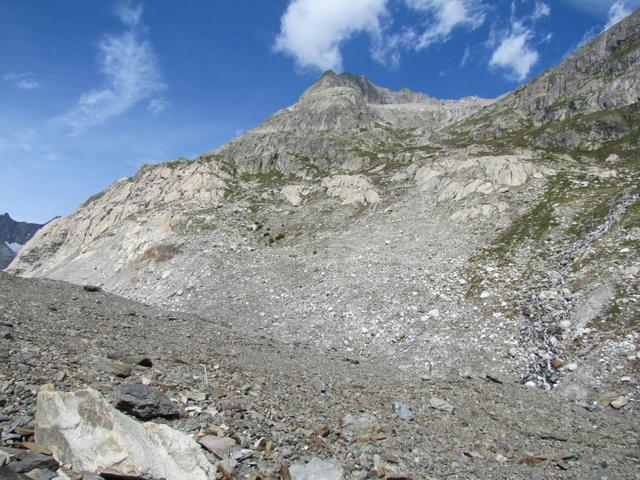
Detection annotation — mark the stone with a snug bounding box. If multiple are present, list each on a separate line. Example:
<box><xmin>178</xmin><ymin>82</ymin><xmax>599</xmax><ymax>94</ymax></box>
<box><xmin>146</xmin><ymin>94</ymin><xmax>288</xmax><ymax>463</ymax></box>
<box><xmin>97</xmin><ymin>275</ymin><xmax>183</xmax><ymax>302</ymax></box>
<box><xmin>188</xmin><ymin>391</ymin><xmax>207</xmax><ymax>402</ymax></box>
<box><xmin>430</xmin><ymin>397</ymin><xmax>455</xmax><ymax>414</ymax></box>
<box><xmin>113</xmin><ymin>384</ymin><xmax>181</xmax><ymax>420</ymax></box>
<box><xmin>6</xmin><ymin>454</ymin><xmax>57</xmax><ymax>474</ymax></box>
<box><xmin>0</xmin><ymin>466</ymin><xmax>30</xmax><ymax>479</ymax></box>
<box><xmin>610</xmin><ymin>396</ymin><xmax>628</xmax><ymax>410</ymax></box>
<box><xmin>289</xmin><ymin>458</ymin><xmax>344</xmax><ymax>480</ymax></box>
<box><xmin>93</xmin><ymin>358</ymin><xmax>131</xmax><ymax>378</ymax></box>
<box><xmin>24</xmin><ymin>468</ymin><xmax>57</xmax><ymax>480</ymax></box>
<box><xmin>34</xmin><ymin>385</ymin><xmax>215</xmax><ymax>480</ymax></box>
<box><xmin>313</xmin><ymin>382</ymin><xmax>326</xmax><ymax>393</ymax></box>
<box><xmin>341</xmin><ymin>414</ymin><xmax>380</xmax><ymax>435</ymax></box>
<box><xmin>82</xmin><ymin>285</ymin><xmax>102</xmax><ymax>292</ymax></box>
<box><xmin>108</xmin><ymin>354</ymin><xmax>153</xmax><ymax>368</ymax></box>
<box><xmin>217</xmin><ymin>459</ymin><xmax>238</xmax><ymax>475</ymax></box>
<box><xmin>392</xmin><ymin>402</ymin><xmax>414</xmax><ymax>421</ymax></box>
<box><xmin>559</xmin><ymin>320</ymin><xmax>572</xmax><ymax>330</ymax></box>
<box><xmin>597</xmin><ymin>392</ymin><xmax>621</xmax><ymax>408</ymax></box>
<box><xmin>198</xmin><ymin>435</ymin><xmax>236</xmax><ymax>459</ymax></box>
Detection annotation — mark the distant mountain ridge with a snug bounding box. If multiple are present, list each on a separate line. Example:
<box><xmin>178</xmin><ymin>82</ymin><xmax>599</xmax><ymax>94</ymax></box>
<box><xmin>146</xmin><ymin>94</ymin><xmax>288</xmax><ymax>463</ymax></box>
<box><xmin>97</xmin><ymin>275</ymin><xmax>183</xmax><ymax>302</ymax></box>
<box><xmin>0</xmin><ymin>213</ymin><xmax>44</xmax><ymax>269</ymax></box>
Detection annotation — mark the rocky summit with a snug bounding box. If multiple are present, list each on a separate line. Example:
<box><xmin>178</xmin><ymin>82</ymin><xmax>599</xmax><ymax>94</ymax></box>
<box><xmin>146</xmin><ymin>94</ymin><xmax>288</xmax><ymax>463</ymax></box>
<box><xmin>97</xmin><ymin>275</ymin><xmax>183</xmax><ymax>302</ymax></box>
<box><xmin>2</xmin><ymin>10</ymin><xmax>640</xmax><ymax>480</ymax></box>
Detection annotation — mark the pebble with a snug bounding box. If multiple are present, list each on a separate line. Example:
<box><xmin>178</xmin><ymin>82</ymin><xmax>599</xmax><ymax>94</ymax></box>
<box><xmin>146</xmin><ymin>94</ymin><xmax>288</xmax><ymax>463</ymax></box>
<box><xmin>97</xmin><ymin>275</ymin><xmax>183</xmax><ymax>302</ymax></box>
<box><xmin>313</xmin><ymin>382</ymin><xmax>326</xmax><ymax>393</ymax></box>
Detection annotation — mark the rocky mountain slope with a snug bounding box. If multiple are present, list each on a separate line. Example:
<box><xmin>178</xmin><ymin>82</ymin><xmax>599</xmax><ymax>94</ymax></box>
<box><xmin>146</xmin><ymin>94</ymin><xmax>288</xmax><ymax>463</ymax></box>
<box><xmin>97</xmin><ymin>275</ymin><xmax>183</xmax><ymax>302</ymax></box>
<box><xmin>0</xmin><ymin>213</ymin><xmax>43</xmax><ymax>269</ymax></box>
<box><xmin>5</xmin><ymin>11</ymin><xmax>640</xmax><ymax>471</ymax></box>
<box><xmin>1</xmin><ymin>272</ymin><xmax>638</xmax><ymax>479</ymax></box>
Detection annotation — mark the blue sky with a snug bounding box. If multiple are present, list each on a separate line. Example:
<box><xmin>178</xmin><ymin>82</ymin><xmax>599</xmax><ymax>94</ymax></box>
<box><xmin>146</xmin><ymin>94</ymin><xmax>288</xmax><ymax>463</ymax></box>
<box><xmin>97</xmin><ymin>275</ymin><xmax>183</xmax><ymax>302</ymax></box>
<box><xmin>0</xmin><ymin>0</ymin><xmax>637</xmax><ymax>223</ymax></box>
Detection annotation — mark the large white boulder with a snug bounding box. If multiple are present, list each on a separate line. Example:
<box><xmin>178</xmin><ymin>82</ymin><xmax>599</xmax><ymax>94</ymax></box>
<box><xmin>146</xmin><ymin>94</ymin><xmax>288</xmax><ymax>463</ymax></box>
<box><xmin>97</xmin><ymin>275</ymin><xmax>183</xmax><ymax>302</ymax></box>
<box><xmin>35</xmin><ymin>385</ymin><xmax>215</xmax><ymax>480</ymax></box>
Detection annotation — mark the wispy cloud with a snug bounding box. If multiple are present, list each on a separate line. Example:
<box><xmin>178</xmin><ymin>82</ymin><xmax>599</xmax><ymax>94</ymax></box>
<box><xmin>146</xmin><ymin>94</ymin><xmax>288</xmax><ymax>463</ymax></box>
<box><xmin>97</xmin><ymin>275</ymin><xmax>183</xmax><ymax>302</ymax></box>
<box><xmin>531</xmin><ymin>2</ymin><xmax>551</xmax><ymax>20</ymax></box>
<box><xmin>603</xmin><ymin>0</ymin><xmax>632</xmax><ymax>30</ymax></box>
<box><xmin>115</xmin><ymin>0</ymin><xmax>144</xmax><ymax>27</ymax></box>
<box><xmin>57</xmin><ymin>1</ymin><xmax>165</xmax><ymax>134</ymax></box>
<box><xmin>148</xmin><ymin>96</ymin><xmax>169</xmax><ymax>114</ymax></box>
<box><xmin>404</xmin><ymin>0</ymin><xmax>487</xmax><ymax>49</ymax></box>
<box><xmin>373</xmin><ymin>0</ymin><xmax>487</xmax><ymax>66</ymax></box>
<box><xmin>459</xmin><ymin>46</ymin><xmax>471</xmax><ymax>67</ymax></box>
<box><xmin>2</xmin><ymin>72</ymin><xmax>39</xmax><ymax>90</ymax></box>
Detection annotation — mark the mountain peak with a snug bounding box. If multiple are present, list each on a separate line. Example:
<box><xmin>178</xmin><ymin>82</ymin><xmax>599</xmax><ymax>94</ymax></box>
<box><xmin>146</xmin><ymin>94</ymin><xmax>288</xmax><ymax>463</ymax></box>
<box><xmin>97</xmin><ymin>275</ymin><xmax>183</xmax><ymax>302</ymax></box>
<box><xmin>303</xmin><ymin>70</ymin><xmax>435</xmax><ymax>106</ymax></box>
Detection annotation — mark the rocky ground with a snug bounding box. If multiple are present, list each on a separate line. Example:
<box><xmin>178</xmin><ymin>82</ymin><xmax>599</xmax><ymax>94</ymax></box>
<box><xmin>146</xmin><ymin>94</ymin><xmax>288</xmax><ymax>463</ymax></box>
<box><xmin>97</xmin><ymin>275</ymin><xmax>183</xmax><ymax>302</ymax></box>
<box><xmin>1</xmin><ymin>272</ymin><xmax>639</xmax><ymax>479</ymax></box>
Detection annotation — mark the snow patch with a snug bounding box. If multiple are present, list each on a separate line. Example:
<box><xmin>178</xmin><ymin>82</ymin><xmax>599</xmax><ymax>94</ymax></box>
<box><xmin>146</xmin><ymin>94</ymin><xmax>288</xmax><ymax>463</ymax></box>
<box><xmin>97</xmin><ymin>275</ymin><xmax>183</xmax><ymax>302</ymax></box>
<box><xmin>6</xmin><ymin>242</ymin><xmax>22</xmax><ymax>253</ymax></box>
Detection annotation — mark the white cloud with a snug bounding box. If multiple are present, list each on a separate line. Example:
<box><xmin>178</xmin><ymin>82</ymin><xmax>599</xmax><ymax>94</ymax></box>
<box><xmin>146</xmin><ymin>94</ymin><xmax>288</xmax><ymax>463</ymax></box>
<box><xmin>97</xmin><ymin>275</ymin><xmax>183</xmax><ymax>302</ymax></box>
<box><xmin>274</xmin><ymin>0</ymin><xmax>490</xmax><ymax>71</ymax></box>
<box><xmin>604</xmin><ymin>1</ymin><xmax>633</xmax><ymax>30</ymax></box>
<box><xmin>2</xmin><ymin>72</ymin><xmax>39</xmax><ymax>90</ymax></box>
<box><xmin>405</xmin><ymin>0</ymin><xmax>487</xmax><ymax>49</ymax></box>
<box><xmin>490</xmin><ymin>23</ymin><xmax>539</xmax><ymax>81</ymax></box>
<box><xmin>531</xmin><ymin>2</ymin><xmax>551</xmax><ymax>20</ymax></box>
<box><xmin>274</xmin><ymin>0</ymin><xmax>388</xmax><ymax>72</ymax></box>
<box><xmin>57</xmin><ymin>2</ymin><xmax>165</xmax><ymax>134</ymax></box>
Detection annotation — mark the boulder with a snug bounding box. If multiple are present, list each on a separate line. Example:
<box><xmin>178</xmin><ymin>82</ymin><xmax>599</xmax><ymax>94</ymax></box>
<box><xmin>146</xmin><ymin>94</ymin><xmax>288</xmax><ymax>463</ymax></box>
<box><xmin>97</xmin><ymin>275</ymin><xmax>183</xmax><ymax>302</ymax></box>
<box><xmin>321</xmin><ymin>175</ymin><xmax>380</xmax><ymax>205</ymax></box>
<box><xmin>198</xmin><ymin>435</ymin><xmax>236</xmax><ymax>459</ymax></box>
<box><xmin>34</xmin><ymin>385</ymin><xmax>215</xmax><ymax>480</ymax></box>
<box><xmin>113</xmin><ymin>383</ymin><xmax>181</xmax><ymax>419</ymax></box>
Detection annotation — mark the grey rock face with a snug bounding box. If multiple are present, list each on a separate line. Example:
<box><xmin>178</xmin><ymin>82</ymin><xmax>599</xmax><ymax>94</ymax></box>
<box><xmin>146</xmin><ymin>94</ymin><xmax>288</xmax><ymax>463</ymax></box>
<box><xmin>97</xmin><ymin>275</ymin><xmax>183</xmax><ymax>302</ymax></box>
<box><xmin>113</xmin><ymin>384</ymin><xmax>181</xmax><ymax>420</ymax></box>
